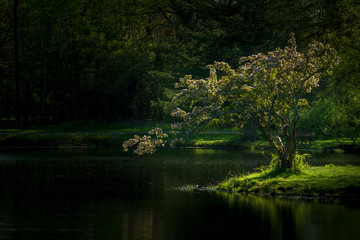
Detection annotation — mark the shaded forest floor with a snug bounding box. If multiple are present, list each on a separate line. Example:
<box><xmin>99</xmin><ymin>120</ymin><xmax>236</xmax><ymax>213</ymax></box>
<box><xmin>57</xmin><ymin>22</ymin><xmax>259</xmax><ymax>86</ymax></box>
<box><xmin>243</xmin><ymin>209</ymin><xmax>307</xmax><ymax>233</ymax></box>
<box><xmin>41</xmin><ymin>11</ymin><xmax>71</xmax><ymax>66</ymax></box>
<box><xmin>0</xmin><ymin>121</ymin><xmax>358</xmax><ymax>150</ymax></box>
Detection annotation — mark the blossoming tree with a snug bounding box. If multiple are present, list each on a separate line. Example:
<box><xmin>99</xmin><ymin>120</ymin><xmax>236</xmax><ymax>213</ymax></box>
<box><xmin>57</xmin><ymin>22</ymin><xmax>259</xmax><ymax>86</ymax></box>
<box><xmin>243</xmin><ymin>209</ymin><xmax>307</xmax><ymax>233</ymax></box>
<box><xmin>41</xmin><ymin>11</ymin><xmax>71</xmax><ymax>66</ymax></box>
<box><xmin>123</xmin><ymin>34</ymin><xmax>339</xmax><ymax>169</ymax></box>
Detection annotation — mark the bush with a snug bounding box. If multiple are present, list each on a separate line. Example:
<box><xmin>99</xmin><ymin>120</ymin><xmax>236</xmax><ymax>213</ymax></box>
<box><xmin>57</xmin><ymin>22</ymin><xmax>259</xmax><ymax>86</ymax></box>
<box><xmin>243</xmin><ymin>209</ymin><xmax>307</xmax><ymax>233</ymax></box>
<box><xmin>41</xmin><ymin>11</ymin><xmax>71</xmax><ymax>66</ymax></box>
<box><xmin>258</xmin><ymin>152</ymin><xmax>310</xmax><ymax>173</ymax></box>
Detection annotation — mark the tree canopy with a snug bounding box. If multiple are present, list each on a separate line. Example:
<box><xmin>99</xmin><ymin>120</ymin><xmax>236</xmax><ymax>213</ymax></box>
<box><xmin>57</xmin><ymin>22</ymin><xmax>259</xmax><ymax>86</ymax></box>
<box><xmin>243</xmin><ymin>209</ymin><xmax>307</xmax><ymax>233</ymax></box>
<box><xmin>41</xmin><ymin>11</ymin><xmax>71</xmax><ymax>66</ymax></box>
<box><xmin>123</xmin><ymin>34</ymin><xmax>338</xmax><ymax>169</ymax></box>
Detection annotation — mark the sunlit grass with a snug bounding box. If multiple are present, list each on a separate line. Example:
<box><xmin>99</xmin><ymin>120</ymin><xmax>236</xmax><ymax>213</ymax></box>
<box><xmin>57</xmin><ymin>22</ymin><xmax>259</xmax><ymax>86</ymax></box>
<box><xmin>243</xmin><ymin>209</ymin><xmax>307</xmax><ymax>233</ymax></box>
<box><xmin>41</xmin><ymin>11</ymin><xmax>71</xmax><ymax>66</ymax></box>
<box><xmin>188</xmin><ymin>133</ymin><xmax>243</xmax><ymax>147</ymax></box>
<box><xmin>217</xmin><ymin>165</ymin><xmax>360</xmax><ymax>199</ymax></box>
<box><xmin>189</xmin><ymin>133</ymin><xmax>360</xmax><ymax>151</ymax></box>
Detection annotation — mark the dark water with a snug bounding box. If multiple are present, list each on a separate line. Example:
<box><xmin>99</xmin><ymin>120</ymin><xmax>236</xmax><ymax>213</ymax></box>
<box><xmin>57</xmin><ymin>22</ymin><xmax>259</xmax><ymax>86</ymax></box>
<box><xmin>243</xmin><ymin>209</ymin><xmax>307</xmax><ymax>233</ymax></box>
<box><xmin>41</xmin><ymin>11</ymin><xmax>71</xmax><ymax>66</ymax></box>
<box><xmin>0</xmin><ymin>148</ymin><xmax>359</xmax><ymax>240</ymax></box>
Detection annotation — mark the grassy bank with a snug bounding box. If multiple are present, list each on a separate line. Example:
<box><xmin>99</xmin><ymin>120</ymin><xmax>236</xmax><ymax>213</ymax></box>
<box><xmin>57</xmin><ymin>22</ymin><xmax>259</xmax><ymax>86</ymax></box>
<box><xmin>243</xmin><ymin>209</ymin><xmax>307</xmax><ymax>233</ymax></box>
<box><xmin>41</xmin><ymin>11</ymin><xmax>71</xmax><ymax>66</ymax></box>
<box><xmin>0</xmin><ymin>132</ymin><xmax>137</xmax><ymax>148</ymax></box>
<box><xmin>0</xmin><ymin>120</ymin><xmax>169</xmax><ymax>133</ymax></box>
<box><xmin>217</xmin><ymin>165</ymin><xmax>360</xmax><ymax>200</ymax></box>
<box><xmin>0</xmin><ymin>121</ymin><xmax>160</xmax><ymax>148</ymax></box>
<box><xmin>0</xmin><ymin>130</ymin><xmax>355</xmax><ymax>149</ymax></box>
<box><xmin>0</xmin><ymin>121</ymin><xmax>358</xmax><ymax>149</ymax></box>
<box><xmin>187</xmin><ymin>132</ymin><xmax>359</xmax><ymax>151</ymax></box>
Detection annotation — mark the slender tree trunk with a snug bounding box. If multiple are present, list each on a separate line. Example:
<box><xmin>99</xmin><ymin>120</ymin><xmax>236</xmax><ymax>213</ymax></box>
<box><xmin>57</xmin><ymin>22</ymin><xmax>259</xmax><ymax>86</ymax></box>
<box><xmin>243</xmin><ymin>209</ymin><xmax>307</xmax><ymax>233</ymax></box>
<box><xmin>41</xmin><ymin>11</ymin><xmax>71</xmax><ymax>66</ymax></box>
<box><xmin>40</xmin><ymin>54</ymin><xmax>48</xmax><ymax>123</ymax></box>
<box><xmin>287</xmin><ymin>124</ymin><xmax>297</xmax><ymax>168</ymax></box>
<box><xmin>242</xmin><ymin>120</ymin><xmax>259</xmax><ymax>141</ymax></box>
<box><xmin>14</xmin><ymin>0</ymin><xmax>21</xmax><ymax>124</ymax></box>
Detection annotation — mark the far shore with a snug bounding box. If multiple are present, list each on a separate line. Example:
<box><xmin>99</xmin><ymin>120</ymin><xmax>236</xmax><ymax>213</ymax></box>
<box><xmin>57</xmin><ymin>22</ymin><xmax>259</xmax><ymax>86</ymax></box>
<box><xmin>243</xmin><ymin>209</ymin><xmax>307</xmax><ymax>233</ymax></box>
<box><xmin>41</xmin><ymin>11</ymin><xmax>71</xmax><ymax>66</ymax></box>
<box><xmin>0</xmin><ymin>123</ymin><xmax>358</xmax><ymax>151</ymax></box>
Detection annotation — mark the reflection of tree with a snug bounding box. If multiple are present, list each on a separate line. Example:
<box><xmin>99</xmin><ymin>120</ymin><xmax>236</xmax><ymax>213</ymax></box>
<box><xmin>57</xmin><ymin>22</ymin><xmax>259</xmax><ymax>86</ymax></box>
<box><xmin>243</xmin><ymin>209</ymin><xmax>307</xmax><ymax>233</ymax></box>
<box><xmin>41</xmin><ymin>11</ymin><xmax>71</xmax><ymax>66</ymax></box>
<box><xmin>216</xmin><ymin>192</ymin><xmax>360</xmax><ymax>240</ymax></box>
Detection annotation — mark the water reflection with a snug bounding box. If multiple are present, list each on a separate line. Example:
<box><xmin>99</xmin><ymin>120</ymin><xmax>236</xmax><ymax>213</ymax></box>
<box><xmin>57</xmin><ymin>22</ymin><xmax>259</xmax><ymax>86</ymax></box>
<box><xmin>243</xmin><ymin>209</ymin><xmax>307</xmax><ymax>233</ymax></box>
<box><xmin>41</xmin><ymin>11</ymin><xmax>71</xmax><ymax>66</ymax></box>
<box><xmin>0</xmin><ymin>148</ymin><xmax>359</xmax><ymax>240</ymax></box>
<box><xmin>213</xmin><ymin>192</ymin><xmax>360</xmax><ymax>240</ymax></box>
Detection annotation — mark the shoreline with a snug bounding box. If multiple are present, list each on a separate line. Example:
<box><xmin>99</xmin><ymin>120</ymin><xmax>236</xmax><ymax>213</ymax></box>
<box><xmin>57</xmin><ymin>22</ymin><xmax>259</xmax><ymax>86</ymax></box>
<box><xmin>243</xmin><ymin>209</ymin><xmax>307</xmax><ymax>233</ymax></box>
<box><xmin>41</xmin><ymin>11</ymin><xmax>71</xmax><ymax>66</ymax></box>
<box><xmin>0</xmin><ymin>131</ymin><xmax>357</xmax><ymax>151</ymax></box>
<box><xmin>175</xmin><ymin>186</ymin><xmax>359</xmax><ymax>202</ymax></box>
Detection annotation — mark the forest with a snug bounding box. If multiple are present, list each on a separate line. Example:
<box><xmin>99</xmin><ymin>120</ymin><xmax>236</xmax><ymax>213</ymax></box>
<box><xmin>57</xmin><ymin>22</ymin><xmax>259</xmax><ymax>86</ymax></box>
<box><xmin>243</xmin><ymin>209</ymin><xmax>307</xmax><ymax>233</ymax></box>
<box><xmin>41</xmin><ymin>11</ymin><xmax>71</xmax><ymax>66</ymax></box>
<box><xmin>0</xmin><ymin>0</ymin><xmax>359</xmax><ymax>139</ymax></box>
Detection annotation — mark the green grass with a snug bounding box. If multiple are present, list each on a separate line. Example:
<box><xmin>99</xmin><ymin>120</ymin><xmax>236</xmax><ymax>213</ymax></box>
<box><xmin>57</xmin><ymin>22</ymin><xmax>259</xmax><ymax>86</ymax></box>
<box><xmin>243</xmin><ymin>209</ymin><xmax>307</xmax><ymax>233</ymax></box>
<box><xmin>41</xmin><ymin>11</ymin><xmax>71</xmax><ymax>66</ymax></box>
<box><xmin>0</xmin><ymin>132</ymin><xmax>135</xmax><ymax>147</ymax></box>
<box><xmin>188</xmin><ymin>133</ymin><xmax>243</xmax><ymax>147</ymax></box>
<box><xmin>188</xmin><ymin>132</ymin><xmax>271</xmax><ymax>147</ymax></box>
<box><xmin>0</xmin><ymin>120</ymin><xmax>358</xmax><ymax>149</ymax></box>
<box><xmin>217</xmin><ymin>165</ymin><xmax>360</xmax><ymax>199</ymax></box>
<box><xmin>0</xmin><ymin>120</ymin><xmax>168</xmax><ymax>147</ymax></box>
<box><xmin>187</xmin><ymin>132</ymin><xmax>270</xmax><ymax>149</ymax></box>
<box><xmin>187</xmin><ymin>132</ymin><xmax>359</xmax><ymax>150</ymax></box>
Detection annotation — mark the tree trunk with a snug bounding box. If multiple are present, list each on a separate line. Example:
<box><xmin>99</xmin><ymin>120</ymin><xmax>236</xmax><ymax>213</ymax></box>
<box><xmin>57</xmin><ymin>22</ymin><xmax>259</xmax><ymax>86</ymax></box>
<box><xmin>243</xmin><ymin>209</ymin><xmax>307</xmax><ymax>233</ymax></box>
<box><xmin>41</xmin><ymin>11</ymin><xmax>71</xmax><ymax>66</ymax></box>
<box><xmin>14</xmin><ymin>0</ymin><xmax>21</xmax><ymax>124</ymax></box>
<box><xmin>281</xmin><ymin>123</ymin><xmax>297</xmax><ymax>169</ymax></box>
<box><xmin>242</xmin><ymin>120</ymin><xmax>259</xmax><ymax>141</ymax></box>
<box><xmin>40</xmin><ymin>53</ymin><xmax>48</xmax><ymax>123</ymax></box>
<box><xmin>259</xmin><ymin>123</ymin><xmax>298</xmax><ymax>170</ymax></box>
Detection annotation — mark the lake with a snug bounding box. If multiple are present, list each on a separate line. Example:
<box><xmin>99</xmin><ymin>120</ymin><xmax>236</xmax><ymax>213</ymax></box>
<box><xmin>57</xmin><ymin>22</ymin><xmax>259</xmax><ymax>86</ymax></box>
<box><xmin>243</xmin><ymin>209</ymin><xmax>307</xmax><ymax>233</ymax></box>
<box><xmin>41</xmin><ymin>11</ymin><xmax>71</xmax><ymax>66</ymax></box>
<box><xmin>0</xmin><ymin>148</ymin><xmax>359</xmax><ymax>240</ymax></box>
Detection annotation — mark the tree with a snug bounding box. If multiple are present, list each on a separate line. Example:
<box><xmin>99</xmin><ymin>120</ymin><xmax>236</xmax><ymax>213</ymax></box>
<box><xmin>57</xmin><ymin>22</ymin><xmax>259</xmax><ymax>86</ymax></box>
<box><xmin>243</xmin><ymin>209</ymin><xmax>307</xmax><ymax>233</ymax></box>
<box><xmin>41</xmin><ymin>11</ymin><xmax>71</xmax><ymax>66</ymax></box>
<box><xmin>325</xmin><ymin>0</ymin><xmax>360</xmax><ymax>140</ymax></box>
<box><xmin>123</xmin><ymin>34</ymin><xmax>338</xmax><ymax>170</ymax></box>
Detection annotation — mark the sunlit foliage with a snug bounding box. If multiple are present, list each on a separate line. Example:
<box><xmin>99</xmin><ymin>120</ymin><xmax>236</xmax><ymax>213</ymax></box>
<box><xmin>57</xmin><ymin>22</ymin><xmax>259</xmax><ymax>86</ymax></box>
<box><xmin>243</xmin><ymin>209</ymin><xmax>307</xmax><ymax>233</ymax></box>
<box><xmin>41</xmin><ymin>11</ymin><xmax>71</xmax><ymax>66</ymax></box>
<box><xmin>123</xmin><ymin>34</ymin><xmax>338</xmax><ymax>169</ymax></box>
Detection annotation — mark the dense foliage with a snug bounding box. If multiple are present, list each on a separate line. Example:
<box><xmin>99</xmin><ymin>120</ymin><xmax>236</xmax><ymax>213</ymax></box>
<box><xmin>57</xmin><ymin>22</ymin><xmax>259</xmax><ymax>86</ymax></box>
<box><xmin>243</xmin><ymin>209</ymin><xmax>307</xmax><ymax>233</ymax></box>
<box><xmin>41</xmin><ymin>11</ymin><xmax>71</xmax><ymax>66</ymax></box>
<box><xmin>0</xmin><ymin>0</ymin><xmax>359</xmax><ymax>141</ymax></box>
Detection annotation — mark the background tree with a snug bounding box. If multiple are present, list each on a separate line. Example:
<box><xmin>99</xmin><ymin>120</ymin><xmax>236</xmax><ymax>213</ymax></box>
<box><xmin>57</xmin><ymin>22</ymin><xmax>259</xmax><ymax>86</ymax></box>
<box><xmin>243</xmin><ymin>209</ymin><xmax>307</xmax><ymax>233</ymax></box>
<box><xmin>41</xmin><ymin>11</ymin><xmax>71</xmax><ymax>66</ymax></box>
<box><xmin>298</xmin><ymin>0</ymin><xmax>360</xmax><ymax>140</ymax></box>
